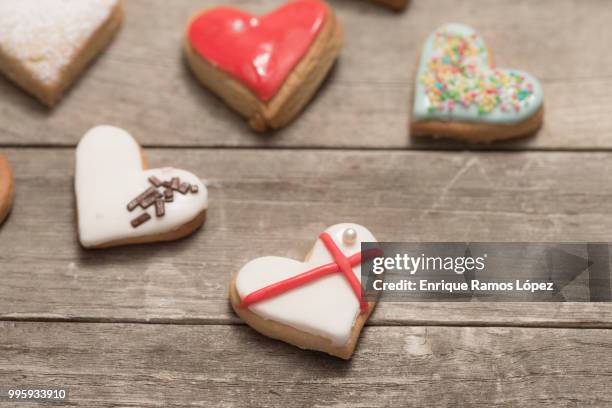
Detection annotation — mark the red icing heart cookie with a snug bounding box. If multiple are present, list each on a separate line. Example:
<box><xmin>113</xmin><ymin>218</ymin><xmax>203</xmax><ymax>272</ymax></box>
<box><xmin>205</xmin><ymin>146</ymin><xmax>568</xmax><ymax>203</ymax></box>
<box><xmin>188</xmin><ymin>2</ymin><xmax>327</xmax><ymax>102</ymax></box>
<box><xmin>184</xmin><ymin>0</ymin><xmax>343</xmax><ymax>131</ymax></box>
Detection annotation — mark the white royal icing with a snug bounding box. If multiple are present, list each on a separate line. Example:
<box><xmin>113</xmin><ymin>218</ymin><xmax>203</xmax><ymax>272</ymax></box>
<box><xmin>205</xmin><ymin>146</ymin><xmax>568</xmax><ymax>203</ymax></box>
<box><xmin>0</xmin><ymin>0</ymin><xmax>119</xmax><ymax>85</ymax></box>
<box><xmin>235</xmin><ymin>223</ymin><xmax>377</xmax><ymax>346</ymax></box>
<box><xmin>75</xmin><ymin>126</ymin><xmax>208</xmax><ymax>248</ymax></box>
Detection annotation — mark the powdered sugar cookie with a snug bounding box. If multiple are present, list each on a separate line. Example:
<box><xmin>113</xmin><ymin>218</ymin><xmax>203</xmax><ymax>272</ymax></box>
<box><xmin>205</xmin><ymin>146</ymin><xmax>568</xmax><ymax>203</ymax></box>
<box><xmin>75</xmin><ymin>126</ymin><xmax>208</xmax><ymax>249</ymax></box>
<box><xmin>411</xmin><ymin>23</ymin><xmax>544</xmax><ymax>142</ymax></box>
<box><xmin>0</xmin><ymin>0</ymin><xmax>123</xmax><ymax>107</ymax></box>
<box><xmin>0</xmin><ymin>154</ymin><xmax>14</xmax><ymax>226</ymax></box>
<box><xmin>184</xmin><ymin>0</ymin><xmax>343</xmax><ymax>131</ymax></box>
<box><xmin>230</xmin><ymin>224</ymin><xmax>379</xmax><ymax>359</ymax></box>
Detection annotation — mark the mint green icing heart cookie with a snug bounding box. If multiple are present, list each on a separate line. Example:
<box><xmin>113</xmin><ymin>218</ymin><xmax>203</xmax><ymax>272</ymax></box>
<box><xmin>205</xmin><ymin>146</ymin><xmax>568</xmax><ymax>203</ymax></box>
<box><xmin>413</xmin><ymin>23</ymin><xmax>543</xmax><ymax>125</ymax></box>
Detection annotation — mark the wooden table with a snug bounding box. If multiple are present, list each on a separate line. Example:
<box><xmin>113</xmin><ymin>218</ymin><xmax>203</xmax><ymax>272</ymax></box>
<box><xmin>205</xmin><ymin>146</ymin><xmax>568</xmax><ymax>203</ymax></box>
<box><xmin>2</xmin><ymin>0</ymin><xmax>612</xmax><ymax>406</ymax></box>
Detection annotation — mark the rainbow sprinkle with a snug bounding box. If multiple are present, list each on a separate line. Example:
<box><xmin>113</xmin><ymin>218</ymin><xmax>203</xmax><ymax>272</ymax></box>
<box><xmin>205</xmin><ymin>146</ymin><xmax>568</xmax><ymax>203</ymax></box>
<box><xmin>421</xmin><ymin>29</ymin><xmax>535</xmax><ymax>115</ymax></box>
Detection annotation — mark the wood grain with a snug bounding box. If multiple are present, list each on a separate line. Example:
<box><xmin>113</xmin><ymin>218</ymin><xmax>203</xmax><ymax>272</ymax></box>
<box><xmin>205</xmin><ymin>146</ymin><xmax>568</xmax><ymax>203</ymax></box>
<box><xmin>2</xmin><ymin>148</ymin><xmax>612</xmax><ymax>325</ymax></box>
<box><xmin>1</xmin><ymin>1</ymin><xmax>611</xmax><ymax>405</ymax></box>
<box><xmin>2</xmin><ymin>322</ymin><xmax>612</xmax><ymax>407</ymax></box>
<box><xmin>0</xmin><ymin>0</ymin><xmax>611</xmax><ymax>149</ymax></box>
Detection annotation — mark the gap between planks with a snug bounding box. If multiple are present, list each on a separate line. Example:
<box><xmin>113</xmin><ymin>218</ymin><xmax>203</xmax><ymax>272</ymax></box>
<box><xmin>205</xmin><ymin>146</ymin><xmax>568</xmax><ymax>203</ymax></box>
<box><xmin>6</xmin><ymin>144</ymin><xmax>612</xmax><ymax>153</ymax></box>
<box><xmin>4</xmin><ymin>315</ymin><xmax>612</xmax><ymax>330</ymax></box>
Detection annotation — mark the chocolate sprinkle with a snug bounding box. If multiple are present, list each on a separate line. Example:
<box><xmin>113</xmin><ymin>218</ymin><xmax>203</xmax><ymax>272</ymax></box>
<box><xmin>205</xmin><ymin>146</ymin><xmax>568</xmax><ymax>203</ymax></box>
<box><xmin>127</xmin><ymin>199</ymin><xmax>140</xmax><ymax>212</ymax></box>
<box><xmin>148</xmin><ymin>176</ymin><xmax>162</xmax><ymax>187</ymax></box>
<box><xmin>164</xmin><ymin>188</ymin><xmax>174</xmax><ymax>202</ymax></box>
<box><xmin>178</xmin><ymin>182</ymin><xmax>190</xmax><ymax>195</ymax></box>
<box><xmin>155</xmin><ymin>198</ymin><xmax>165</xmax><ymax>217</ymax></box>
<box><xmin>127</xmin><ymin>186</ymin><xmax>157</xmax><ymax>211</ymax></box>
<box><xmin>140</xmin><ymin>192</ymin><xmax>160</xmax><ymax>209</ymax></box>
<box><xmin>126</xmin><ymin>176</ymin><xmax>200</xmax><ymax>227</ymax></box>
<box><xmin>131</xmin><ymin>213</ymin><xmax>151</xmax><ymax>228</ymax></box>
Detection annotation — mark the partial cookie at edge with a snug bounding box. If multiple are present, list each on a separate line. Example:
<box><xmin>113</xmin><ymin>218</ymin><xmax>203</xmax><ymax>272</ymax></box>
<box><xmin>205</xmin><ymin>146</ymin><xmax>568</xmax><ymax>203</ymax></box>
<box><xmin>0</xmin><ymin>154</ymin><xmax>15</xmax><ymax>225</ymax></box>
<box><xmin>0</xmin><ymin>0</ymin><xmax>124</xmax><ymax>106</ymax></box>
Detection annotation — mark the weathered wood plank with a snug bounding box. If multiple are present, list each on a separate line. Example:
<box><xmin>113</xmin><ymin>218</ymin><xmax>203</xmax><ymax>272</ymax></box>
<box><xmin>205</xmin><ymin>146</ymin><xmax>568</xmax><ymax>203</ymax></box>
<box><xmin>0</xmin><ymin>0</ymin><xmax>611</xmax><ymax>148</ymax></box>
<box><xmin>1</xmin><ymin>148</ymin><xmax>612</xmax><ymax>325</ymax></box>
<box><xmin>1</xmin><ymin>322</ymin><xmax>612</xmax><ymax>407</ymax></box>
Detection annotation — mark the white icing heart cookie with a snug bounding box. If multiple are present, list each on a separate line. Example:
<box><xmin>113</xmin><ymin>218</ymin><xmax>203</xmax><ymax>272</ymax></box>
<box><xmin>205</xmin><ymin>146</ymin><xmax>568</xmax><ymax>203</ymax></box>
<box><xmin>75</xmin><ymin>126</ymin><xmax>208</xmax><ymax>249</ymax></box>
<box><xmin>411</xmin><ymin>23</ymin><xmax>544</xmax><ymax>142</ymax></box>
<box><xmin>230</xmin><ymin>223</ymin><xmax>378</xmax><ymax>359</ymax></box>
<box><xmin>0</xmin><ymin>0</ymin><xmax>123</xmax><ymax>106</ymax></box>
<box><xmin>0</xmin><ymin>153</ymin><xmax>15</xmax><ymax>226</ymax></box>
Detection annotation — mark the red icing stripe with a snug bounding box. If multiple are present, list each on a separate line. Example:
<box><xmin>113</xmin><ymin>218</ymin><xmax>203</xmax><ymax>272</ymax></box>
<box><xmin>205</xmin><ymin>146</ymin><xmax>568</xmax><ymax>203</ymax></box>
<box><xmin>237</xmin><ymin>232</ymin><xmax>380</xmax><ymax>314</ymax></box>
<box><xmin>319</xmin><ymin>232</ymin><xmax>368</xmax><ymax>313</ymax></box>
<box><xmin>188</xmin><ymin>0</ymin><xmax>328</xmax><ymax>101</ymax></box>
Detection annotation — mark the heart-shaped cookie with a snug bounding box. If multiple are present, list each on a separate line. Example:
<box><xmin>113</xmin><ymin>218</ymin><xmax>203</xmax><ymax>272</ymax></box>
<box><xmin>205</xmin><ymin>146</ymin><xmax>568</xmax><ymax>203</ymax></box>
<box><xmin>412</xmin><ymin>23</ymin><xmax>544</xmax><ymax>142</ymax></box>
<box><xmin>230</xmin><ymin>224</ymin><xmax>378</xmax><ymax>359</ymax></box>
<box><xmin>75</xmin><ymin>126</ymin><xmax>208</xmax><ymax>249</ymax></box>
<box><xmin>0</xmin><ymin>153</ymin><xmax>15</xmax><ymax>226</ymax></box>
<box><xmin>0</xmin><ymin>0</ymin><xmax>123</xmax><ymax>106</ymax></box>
<box><xmin>184</xmin><ymin>0</ymin><xmax>343</xmax><ymax>131</ymax></box>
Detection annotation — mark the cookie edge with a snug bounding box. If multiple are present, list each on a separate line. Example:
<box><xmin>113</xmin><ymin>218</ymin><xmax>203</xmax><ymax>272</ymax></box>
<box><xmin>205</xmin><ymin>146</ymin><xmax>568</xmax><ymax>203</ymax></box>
<box><xmin>87</xmin><ymin>210</ymin><xmax>207</xmax><ymax>249</ymax></box>
<box><xmin>411</xmin><ymin>105</ymin><xmax>545</xmax><ymax>142</ymax></box>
